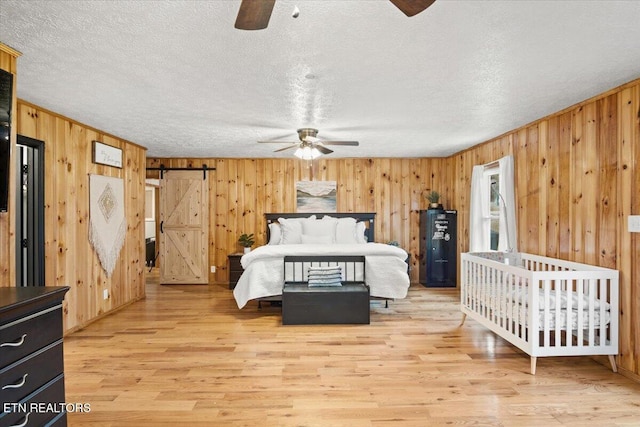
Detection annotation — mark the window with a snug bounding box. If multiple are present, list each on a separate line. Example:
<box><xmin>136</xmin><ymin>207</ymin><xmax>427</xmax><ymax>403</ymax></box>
<box><xmin>469</xmin><ymin>155</ymin><xmax>517</xmax><ymax>253</ymax></box>
<box><xmin>487</xmin><ymin>169</ymin><xmax>500</xmax><ymax>251</ymax></box>
<box><xmin>145</xmin><ymin>187</ymin><xmax>155</xmax><ymax>221</ymax></box>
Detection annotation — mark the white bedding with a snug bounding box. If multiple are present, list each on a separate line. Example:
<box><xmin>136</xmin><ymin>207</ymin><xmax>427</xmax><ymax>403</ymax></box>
<box><xmin>233</xmin><ymin>243</ymin><xmax>410</xmax><ymax>308</ymax></box>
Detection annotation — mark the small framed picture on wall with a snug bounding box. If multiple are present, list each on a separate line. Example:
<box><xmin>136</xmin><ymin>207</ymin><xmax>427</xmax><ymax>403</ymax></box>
<box><xmin>92</xmin><ymin>140</ymin><xmax>123</xmax><ymax>168</ymax></box>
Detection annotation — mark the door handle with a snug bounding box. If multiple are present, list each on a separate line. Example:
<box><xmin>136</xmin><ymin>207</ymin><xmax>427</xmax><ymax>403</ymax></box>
<box><xmin>160</xmin><ymin>221</ymin><xmax>164</xmax><ymax>233</ymax></box>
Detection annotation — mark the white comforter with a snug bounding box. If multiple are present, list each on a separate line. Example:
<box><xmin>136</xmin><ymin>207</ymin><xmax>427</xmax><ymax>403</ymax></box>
<box><xmin>233</xmin><ymin>243</ymin><xmax>410</xmax><ymax>308</ymax></box>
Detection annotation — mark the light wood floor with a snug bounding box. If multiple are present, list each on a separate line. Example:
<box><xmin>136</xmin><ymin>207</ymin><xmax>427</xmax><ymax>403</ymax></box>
<box><xmin>64</xmin><ymin>273</ymin><xmax>640</xmax><ymax>426</ymax></box>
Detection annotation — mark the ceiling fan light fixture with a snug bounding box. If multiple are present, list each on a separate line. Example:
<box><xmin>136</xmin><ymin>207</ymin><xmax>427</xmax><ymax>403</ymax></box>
<box><xmin>258</xmin><ymin>127</ymin><xmax>358</xmax><ymax>157</ymax></box>
<box><xmin>294</xmin><ymin>145</ymin><xmax>322</xmax><ymax>160</ymax></box>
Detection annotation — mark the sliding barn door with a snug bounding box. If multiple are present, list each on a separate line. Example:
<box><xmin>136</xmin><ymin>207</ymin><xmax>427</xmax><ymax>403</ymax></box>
<box><xmin>159</xmin><ymin>171</ymin><xmax>209</xmax><ymax>284</ymax></box>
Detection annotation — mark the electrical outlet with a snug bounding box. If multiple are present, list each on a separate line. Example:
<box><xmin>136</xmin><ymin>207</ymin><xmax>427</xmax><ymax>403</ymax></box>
<box><xmin>629</xmin><ymin>215</ymin><xmax>640</xmax><ymax>233</ymax></box>
<box><xmin>210</xmin><ymin>266</ymin><xmax>216</xmax><ymax>273</ymax></box>
<box><xmin>103</xmin><ymin>289</ymin><xmax>109</xmax><ymax>300</ymax></box>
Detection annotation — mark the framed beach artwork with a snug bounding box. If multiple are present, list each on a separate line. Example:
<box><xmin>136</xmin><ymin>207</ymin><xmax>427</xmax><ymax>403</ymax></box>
<box><xmin>296</xmin><ymin>181</ymin><xmax>336</xmax><ymax>213</ymax></box>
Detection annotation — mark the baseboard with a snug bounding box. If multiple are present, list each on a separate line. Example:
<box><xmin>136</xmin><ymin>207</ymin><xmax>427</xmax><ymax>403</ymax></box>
<box><xmin>63</xmin><ymin>295</ymin><xmax>146</xmax><ymax>336</ymax></box>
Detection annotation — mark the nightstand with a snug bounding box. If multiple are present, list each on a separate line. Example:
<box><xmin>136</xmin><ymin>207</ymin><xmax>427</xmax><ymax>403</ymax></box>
<box><xmin>228</xmin><ymin>253</ymin><xmax>244</xmax><ymax>290</ymax></box>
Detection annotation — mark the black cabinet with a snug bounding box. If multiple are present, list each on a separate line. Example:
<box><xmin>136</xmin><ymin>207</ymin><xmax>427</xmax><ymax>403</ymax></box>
<box><xmin>419</xmin><ymin>209</ymin><xmax>457</xmax><ymax>287</ymax></box>
<box><xmin>0</xmin><ymin>286</ymin><xmax>70</xmax><ymax>426</ymax></box>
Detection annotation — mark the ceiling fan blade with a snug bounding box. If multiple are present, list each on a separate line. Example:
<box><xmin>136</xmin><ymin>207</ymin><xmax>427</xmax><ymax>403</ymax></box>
<box><xmin>274</xmin><ymin>144</ymin><xmax>298</xmax><ymax>152</ymax></box>
<box><xmin>314</xmin><ymin>145</ymin><xmax>333</xmax><ymax>155</ymax></box>
<box><xmin>258</xmin><ymin>140</ymin><xmax>298</xmax><ymax>144</ymax></box>
<box><xmin>235</xmin><ymin>0</ymin><xmax>276</xmax><ymax>30</ymax></box>
<box><xmin>320</xmin><ymin>141</ymin><xmax>359</xmax><ymax>146</ymax></box>
<box><xmin>389</xmin><ymin>0</ymin><xmax>436</xmax><ymax>17</ymax></box>
<box><xmin>304</xmin><ymin>135</ymin><xmax>359</xmax><ymax>145</ymax></box>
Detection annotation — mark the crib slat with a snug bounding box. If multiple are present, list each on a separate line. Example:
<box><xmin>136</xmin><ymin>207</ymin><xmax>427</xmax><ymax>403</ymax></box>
<box><xmin>588</xmin><ymin>279</ymin><xmax>596</xmax><ymax>346</ymax></box>
<box><xmin>542</xmin><ymin>279</ymin><xmax>550</xmax><ymax>348</ymax></box>
<box><xmin>565</xmin><ymin>279</ymin><xmax>573</xmax><ymax>349</ymax></box>
<box><xmin>598</xmin><ymin>278</ymin><xmax>607</xmax><ymax>347</ymax></box>
<box><xmin>521</xmin><ymin>275</ymin><xmax>528</xmax><ymax>342</ymax></box>
<box><xmin>576</xmin><ymin>278</ymin><xmax>584</xmax><ymax>346</ymax></box>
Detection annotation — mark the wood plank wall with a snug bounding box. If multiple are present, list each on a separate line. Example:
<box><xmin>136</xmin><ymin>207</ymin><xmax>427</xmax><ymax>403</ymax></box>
<box><xmin>451</xmin><ymin>78</ymin><xmax>640</xmax><ymax>379</ymax></box>
<box><xmin>146</xmin><ymin>158</ymin><xmax>452</xmax><ymax>284</ymax></box>
<box><xmin>14</xmin><ymin>100</ymin><xmax>147</xmax><ymax>333</ymax></box>
<box><xmin>0</xmin><ymin>44</ymin><xmax>19</xmax><ymax>287</ymax></box>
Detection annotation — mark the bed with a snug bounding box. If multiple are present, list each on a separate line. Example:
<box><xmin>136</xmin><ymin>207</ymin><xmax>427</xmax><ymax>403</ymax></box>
<box><xmin>232</xmin><ymin>213</ymin><xmax>410</xmax><ymax>309</ymax></box>
<box><xmin>460</xmin><ymin>252</ymin><xmax>619</xmax><ymax>374</ymax></box>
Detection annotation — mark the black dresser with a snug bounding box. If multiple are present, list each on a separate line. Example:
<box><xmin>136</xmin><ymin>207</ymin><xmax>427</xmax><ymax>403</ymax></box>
<box><xmin>228</xmin><ymin>253</ymin><xmax>244</xmax><ymax>290</ymax></box>
<box><xmin>0</xmin><ymin>286</ymin><xmax>70</xmax><ymax>427</ymax></box>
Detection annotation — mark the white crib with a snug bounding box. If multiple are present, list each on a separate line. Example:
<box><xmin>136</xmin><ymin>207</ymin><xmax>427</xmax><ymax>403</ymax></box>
<box><xmin>460</xmin><ymin>252</ymin><xmax>619</xmax><ymax>374</ymax></box>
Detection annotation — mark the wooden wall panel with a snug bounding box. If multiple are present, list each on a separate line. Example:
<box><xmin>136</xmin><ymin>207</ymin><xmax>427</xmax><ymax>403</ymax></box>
<box><xmin>0</xmin><ymin>44</ymin><xmax>19</xmax><ymax>287</ymax></box>
<box><xmin>557</xmin><ymin>111</ymin><xmax>573</xmax><ymax>261</ymax></box>
<box><xmin>15</xmin><ymin>101</ymin><xmax>146</xmax><ymax>333</ymax></box>
<box><xmin>537</xmin><ymin>121</ymin><xmax>549</xmax><ymax>254</ymax></box>
<box><xmin>583</xmin><ymin>102</ymin><xmax>598</xmax><ymax>265</ymax></box>
<box><xmin>571</xmin><ymin>106</ymin><xmax>585</xmax><ymax>262</ymax></box>
<box><xmin>147</xmin><ymin>157</ymin><xmax>446</xmax><ymax>283</ymax></box>
<box><xmin>597</xmin><ymin>94</ymin><xmax>618</xmax><ymax>269</ymax></box>
<box><xmin>450</xmin><ymin>78</ymin><xmax>640</xmax><ymax>379</ymax></box>
<box><xmin>633</xmin><ymin>86</ymin><xmax>640</xmax><ymax>377</ymax></box>
<box><xmin>518</xmin><ymin>126</ymin><xmax>541</xmax><ymax>254</ymax></box>
<box><xmin>617</xmin><ymin>85</ymin><xmax>639</xmax><ymax>376</ymax></box>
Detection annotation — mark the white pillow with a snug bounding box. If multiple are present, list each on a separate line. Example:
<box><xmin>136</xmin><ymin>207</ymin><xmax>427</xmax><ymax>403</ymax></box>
<box><xmin>324</xmin><ymin>216</ymin><xmax>359</xmax><ymax>244</ymax></box>
<box><xmin>268</xmin><ymin>223</ymin><xmax>281</xmax><ymax>245</ymax></box>
<box><xmin>301</xmin><ymin>234</ymin><xmax>333</xmax><ymax>244</ymax></box>
<box><xmin>278</xmin><ymin>216</ymin><xmax>316</xmax><ymax>244</ymax></box>
<box><xmin>303</xmin><ymin>218</ymin><xmax>337</xmax><ymax>242</ymax></box>
<box><xmin>356</xmin><ymin>221</ymin><xmax>368</xmax><ymax>243</ymax></box>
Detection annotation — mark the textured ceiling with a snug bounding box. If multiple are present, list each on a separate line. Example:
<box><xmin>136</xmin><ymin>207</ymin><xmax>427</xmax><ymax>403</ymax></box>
<box><xmin>1</xmin><ymin>0</ymin><xmax>640</xmax><ymax>159</ymax></box>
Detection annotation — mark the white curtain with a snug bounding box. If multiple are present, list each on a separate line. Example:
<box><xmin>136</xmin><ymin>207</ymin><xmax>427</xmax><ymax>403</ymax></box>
<box><xmin>498</xmin><ymin>155</ymin><xmax>518</xmax><ymax>252</ymax></box>
<box><xmin>469</xmin><ymin>155</ymin><xmax>518</xmax><ymax>253</ymax></box>
<box><xmin>469</xmin><ymin>165</ymin><xmax>488</xmax><ymax>252</ymax></box>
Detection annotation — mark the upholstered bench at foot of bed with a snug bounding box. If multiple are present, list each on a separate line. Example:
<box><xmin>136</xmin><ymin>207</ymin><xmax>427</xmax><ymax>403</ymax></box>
<box><xmin>282</xmin><ymin>283</ymin><xmax>370</xmax><ymax>325</ymax></box>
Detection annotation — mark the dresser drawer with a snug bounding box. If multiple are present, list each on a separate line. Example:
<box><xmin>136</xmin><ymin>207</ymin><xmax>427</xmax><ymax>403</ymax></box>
<box><xmin>47</xmin><ymin>412</ymin><xmax>68</xmax><ymax>426</ymax></box>
<box><xmin>229</xmin><ymin>269</ymin><xmax>243</xmax><ymax>282</ymax></box>
<box><xmin>0</xmin><ymin>374</ymin><xmax>66</xmax><ymax>427</ymax></box>
<box><xmin>229</xmin><ymin>255</ymin><xmax>242</xmax><ymax>271</ymax></box>
<box><xmin>1</xmin><ymin>341</ymin><xmax>64</xmax><ymax>404</ymax></box>
<box><xmin>228</xmin><ymin>254</ymin><xmax>244</xmax><ymax>290</ymax></box>
<box><xmin>0</xmin><ymin>306</ymin><xmax>63</xmax><ymax>367</ymax></box>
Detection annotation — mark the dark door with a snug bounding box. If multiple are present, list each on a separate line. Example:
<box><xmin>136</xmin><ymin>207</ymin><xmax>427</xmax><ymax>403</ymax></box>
<box><xmin>15</xmin><ymin>135</ymin><xmax>45</xmax><ymax>287</ymax></box>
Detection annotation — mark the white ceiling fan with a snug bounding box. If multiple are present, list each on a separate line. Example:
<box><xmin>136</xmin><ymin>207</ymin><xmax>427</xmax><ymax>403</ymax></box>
<box><xmin>258</xmin><ymin>128</ymin><xmax>359</xmax><ymax>159</ymax></box>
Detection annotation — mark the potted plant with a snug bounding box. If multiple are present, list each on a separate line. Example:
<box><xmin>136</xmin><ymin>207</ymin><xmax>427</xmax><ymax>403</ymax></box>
<box><xmin>426</xmin><ymin>190</ymin><xmax>443</xmax><ymax>210</ymax></box>
<box><xmin>238</xmin><ymin>233</ymin><xmax>255</xmax><ymax>253</ymax></box>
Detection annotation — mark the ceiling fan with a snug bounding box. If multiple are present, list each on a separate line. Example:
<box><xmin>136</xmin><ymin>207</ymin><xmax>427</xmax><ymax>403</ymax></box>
<box><xmin>235</xmin><ymin>0</ymin><xmax>436</xmax><ymax>30</ymax></box>
<box><xmin>258</xmin><ymin>128</ymin><xmax>359</xmax><ymax>159</ymax></box>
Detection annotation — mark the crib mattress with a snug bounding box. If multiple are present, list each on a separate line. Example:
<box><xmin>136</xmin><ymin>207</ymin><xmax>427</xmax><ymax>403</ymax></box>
<box><xmin>487</xmin><ymin>305</ymin><xmax>611</xmax><ymax>330</ymax></box>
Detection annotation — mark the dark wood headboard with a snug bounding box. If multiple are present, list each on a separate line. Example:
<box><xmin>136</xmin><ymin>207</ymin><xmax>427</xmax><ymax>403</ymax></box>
<box><xmin>265</xmin><ymin>212</ymin><xmax>376</xmax><ymax>243</ymax></box>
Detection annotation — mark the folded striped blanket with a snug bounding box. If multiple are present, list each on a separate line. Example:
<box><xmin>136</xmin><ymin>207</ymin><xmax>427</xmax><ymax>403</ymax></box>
<box><xmin>308</xmin><ymin>279</ymin><xmax>342</xmax><ymax>287</ymax></box>
<box><xmin>308</xmin><ymin>266</ymin><xmax>342</xmax><ymax>287</ymax></box>
<box><xmin>308</xmin><ymin>274</ymin><xmax>342</xmax><ymax>281</ymax></box>
<box><xmin>308</xmin><ymin>266</ymin><xmax>341</xmax><ymax>273</ymax></box>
